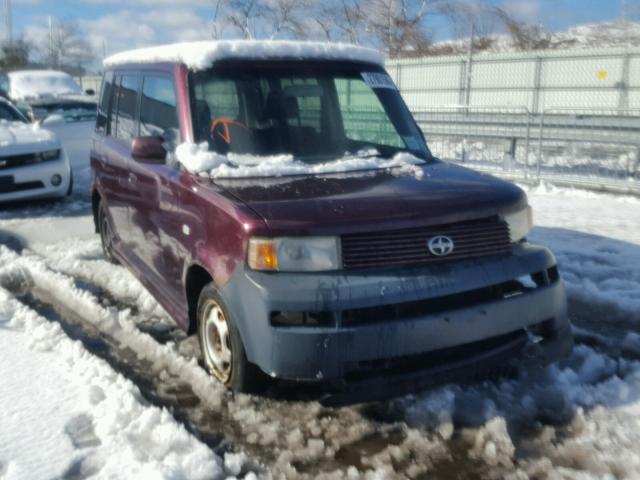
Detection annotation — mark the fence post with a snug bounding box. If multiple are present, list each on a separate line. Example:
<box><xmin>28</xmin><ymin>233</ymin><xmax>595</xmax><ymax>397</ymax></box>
<box><xmin>536</xmin><ymin>109</ymin><xmax>545</xmax><ymax>181</ymax></box>
<box><xmin>523</xmin><ymin>107</ymin><xmax>531</xmax><ymax>180</ymax></box>
<box><xmin>464</xmin><ymin>24</ymin><xmax>474</xmax><ymax>109</ymax></box>
<box><xmin>618</xmin><ymin>51</ymin><xmax>631</xmax><ymax>112</ymax></box>
<box><xmin>458</xmin><ymin>60</ymin><xmax>467</xmax><ymax>105</ymax></box>
<box><xmin>532</xmin><ymin>57</ymin><xmax>542</xmax><ymax>114</ymax></box>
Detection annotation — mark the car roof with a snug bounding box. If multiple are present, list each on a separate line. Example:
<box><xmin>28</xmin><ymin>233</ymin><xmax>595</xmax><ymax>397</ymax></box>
<box><xmin>103</xmin><ymin>40</ymin><xmax>384</xmax><ymax>71</ymax></box>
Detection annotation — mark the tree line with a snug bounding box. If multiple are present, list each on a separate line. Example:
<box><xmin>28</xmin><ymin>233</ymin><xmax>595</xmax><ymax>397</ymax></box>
<box><xmin>1</xmin><ymin>0</ymin><xmax>548</xmax><ymax>72</ymax></box>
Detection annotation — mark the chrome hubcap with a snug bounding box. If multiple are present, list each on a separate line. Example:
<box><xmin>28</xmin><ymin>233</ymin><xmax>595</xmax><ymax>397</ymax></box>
<box><xmin>203</xmin><ymin>302</ymin><xmax>232</xmax><ymax>382</ymax></box>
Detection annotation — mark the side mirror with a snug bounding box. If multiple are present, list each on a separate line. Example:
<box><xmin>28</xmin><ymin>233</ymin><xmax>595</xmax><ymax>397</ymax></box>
<box><xmin>131</xmin><ymin>136</ymin><xmax>167</xmax><ymax>163</ymax></box>
<box><xmin>85</xmin><ymin>88</ymin><xmax>95</xmax><ymax>96</ymax></box>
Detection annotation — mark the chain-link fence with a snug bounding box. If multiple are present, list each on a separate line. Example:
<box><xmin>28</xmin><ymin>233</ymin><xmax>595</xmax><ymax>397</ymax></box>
<box><xmin>387</xmin><ymin>46</ymin><xmax>640</xmax><ymax>113</ymax></box>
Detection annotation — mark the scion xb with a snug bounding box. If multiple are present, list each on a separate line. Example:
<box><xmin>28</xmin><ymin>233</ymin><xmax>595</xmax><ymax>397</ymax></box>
<box><xmin>91</xmin><ymin>40</ymin><xmax>572</xmax><ymax>397</ymax></box>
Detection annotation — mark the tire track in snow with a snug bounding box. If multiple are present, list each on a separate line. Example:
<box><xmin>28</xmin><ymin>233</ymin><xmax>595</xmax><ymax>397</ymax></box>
<box><xmin>4</xmin><ymin>238</ymin><xmax>640</xmax><ymax>478</ymax></box>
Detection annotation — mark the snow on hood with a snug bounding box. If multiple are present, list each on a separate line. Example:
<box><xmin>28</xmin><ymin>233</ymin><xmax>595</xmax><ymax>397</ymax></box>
<box><xmin>0</xmin><ymin>120</ymin><xmax>60</xmax><ymax>155</ymax></box>
<box><xmin>8</xmin><ymin>70</ymin><xmax>82</xmax><ymax>101</ymax></box>
<box><xmin>104</xmin><ymin>40</ymin><xmax>384</xmax><ymax>70</ymax></box>
<box><xmin>175</xmin><ymin>142</ymin><xmax>424</xmax><ymax>179</ymax></box>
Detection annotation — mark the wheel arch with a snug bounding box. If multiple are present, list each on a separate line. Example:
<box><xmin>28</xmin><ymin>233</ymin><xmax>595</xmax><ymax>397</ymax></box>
<box><xmin>91</xmin><ymin>188</ymin><xmax>101</xmax><ymax>233</ymax></box>
<box><xmin>184</xmin><ymin>263</ymin><xmax>215</xmax><ymax>335</ymax></box>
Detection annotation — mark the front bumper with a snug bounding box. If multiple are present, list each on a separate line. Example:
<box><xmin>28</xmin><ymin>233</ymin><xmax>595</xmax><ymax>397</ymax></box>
<box><xmin>0</xmin><ymin>153</ymin><xmax>71</xmax><ymax>203</ymax></box>
<box><xmin>222</xmin><ymin>243</ymin><xmax>572</xmax><ymax>386</ymax></box>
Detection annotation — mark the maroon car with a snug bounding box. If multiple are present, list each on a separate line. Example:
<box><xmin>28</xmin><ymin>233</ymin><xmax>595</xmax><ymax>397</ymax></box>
<box><xmin>91</xmin><ymin>40</ymin><xmax>571</xmax><ymax>398</ymax></box>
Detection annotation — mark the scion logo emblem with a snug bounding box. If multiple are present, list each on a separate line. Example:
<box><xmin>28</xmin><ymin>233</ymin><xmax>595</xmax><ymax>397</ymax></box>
<box><xmin>428</xmin><ymin>235</ymin><xmax>454</xmax><ymax>257</ymax></box>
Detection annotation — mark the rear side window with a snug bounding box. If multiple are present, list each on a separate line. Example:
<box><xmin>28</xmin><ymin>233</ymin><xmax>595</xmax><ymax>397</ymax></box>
<box><xmin>115</xmin><ymin>74</ymin><xmax>140</xmax><ymax>142</ymax></box>
<box><xmin>140</xmin><ymin>75</ymin><xmax>179</xmax><ymax>148</ymax></box>
<box><xmin>96</xmin><ymin>71</ymin><xmax>113</xmax><ymax>133</ymax></box>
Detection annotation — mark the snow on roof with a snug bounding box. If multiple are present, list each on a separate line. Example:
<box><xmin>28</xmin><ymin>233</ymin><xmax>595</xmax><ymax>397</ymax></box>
<box><xmin>7</xmin><ymin>70</ymin><xmax>82</xmax><ymax>101</ymax></box>
<box><xmin>103</xmin><ymin>40</ymin><xmax>385</xmax><ymax>70</ymax></box>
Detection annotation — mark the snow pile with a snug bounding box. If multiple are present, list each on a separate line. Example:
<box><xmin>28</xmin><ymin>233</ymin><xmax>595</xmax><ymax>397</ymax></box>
<box><xmin>422</xmin><ymin>21</ymin><xmax>640</xmax><ymax>56</ymax></box>
<box><xmin>7</xmin><ymin>70</ymin><xmax>82</xmax><ymax>101</ymax></box>
<box><xmin>0</xmin><ymin>253</ymin><xmax>223</xmax><ymax>480</ymax></box>
<box><xmin>104</xmin><ymin>40</ymin><xmax>384</xmax><ymax>70</ymax></box>
<box><xmin>176</xmin><ymin>142</ymin><xmax>425</xmax><ymax>179</ymax></box>
<box><xmin>527</xmin><ymin>185</ymin><xmax>640</xmax><ymax>314</ymax></box>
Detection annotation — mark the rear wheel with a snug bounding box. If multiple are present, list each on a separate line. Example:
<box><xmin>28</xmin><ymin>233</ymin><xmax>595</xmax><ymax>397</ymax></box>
<box><xmin>197</xmin><ymin>283</ymin><xmax>264</xmax><ymax>392</ymax></box>
<box><xmin>98</xmin><ymin>202</ymin><xmax>118</xmax><ymax>264</ymax></box>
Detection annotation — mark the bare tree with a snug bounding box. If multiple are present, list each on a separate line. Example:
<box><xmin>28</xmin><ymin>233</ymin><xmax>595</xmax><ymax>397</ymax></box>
<box><xmin>227</xmin><ymin>0</ymin><xmax>267</xmax><ymax>38</ymax></box>
<box><xmin>438</xmin><ymin>1</ymin><xmax>494</xmax><ymax>38</ymax></box>
<box><xmin>264</xmin><ymin>0</ymin><xmax>311</xmax><ymax>39</ymax></box>
<box><xmin>211</xmin><ymin>0</ymin><xmax>227</xmax><ymax>39</ymax></box>
<box><xmin>0</xmin><ymin>37</ymin><xmax>34</xmax><ymax>69</ymax></box>
<box><xmin>494</xmin><ymin>8</ymin><xmax>550</xmax><ymax>51</ymax></box>
<box><xmin>366</xmin><ymin>0</ymin><xmax>434</xmax><ymax>58</ymax></box>
<box><xmin>336</xmin><ymin>0</ymin><xmax>367</xmax><ymax>44</ymax></box>
<box><xmin>46</xmin><ymin>18</ymin><xmax>94</xmax><ymax>73</ymax></box>
<box><xmin>312</xmin><ymin>3</ymin><xmax>336</xmax><ymax>41</ymax></box>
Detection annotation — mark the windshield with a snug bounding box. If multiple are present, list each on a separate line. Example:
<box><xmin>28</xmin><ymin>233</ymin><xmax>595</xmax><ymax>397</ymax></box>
<box><xmin>190</xmin><ymin>62</ymin><xmax>431</xmax><ymax>162</ymax></box>
<box><xmin>0</xmin><ymin>101</ymin><xmax>28</xmax><ymax>123</ymax></box>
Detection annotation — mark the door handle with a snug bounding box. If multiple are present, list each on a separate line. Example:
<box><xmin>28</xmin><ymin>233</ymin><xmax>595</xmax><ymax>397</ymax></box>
<box><xmin>128</xmin><ymin>173</ymin><xmax>137</xmax><ymax>184</ymax></box>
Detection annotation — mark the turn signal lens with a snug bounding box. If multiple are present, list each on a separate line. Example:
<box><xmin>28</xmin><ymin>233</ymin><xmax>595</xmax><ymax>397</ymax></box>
<box><xmin>248</xmin><ymin>239</ymin><xmax>279</xmax><ymax>271</ymax></box>
<box><xmin>248</xmin><ymin>236</ymin><xmax>341</xmax><ymax>272</ymax></box>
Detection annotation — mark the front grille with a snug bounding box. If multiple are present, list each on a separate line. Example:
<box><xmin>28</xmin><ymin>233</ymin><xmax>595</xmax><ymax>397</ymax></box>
<box><xmin>0</xmin><ymin>150</ymin><xmax>60</xmax><ymax>170</ymax></box>
<box><xmin>344</xmin><ymin>329</ymin><xmax>528</xmax><ymax>381</ymax></box>
<box><xmin>0</xmin><ymin>153</ymin><xmax>39</xmax><ymax>170</ymax></box>
<box><xmin>0</xmin><ymin>177</ymin><xmax>45</xmax><ymax>194</ymax></box>
<box><xmin>341</xmin><ymin>217</ymin><xmax>511</xmax><ymax>270</ymax></box>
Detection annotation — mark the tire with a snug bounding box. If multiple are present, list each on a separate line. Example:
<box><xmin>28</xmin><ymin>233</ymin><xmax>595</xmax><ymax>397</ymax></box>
<box><xmin>98</xmin><ymin>202</ymin><xmax>118</xmax><ymax>264</ymax></box>
<box><xmin>66</xmin><ymin>172</ymin><xmax>74</xmax><ymax>196</ymax></box>
<box><xmin>197</xmin><ymin>283</ymin><xmax>264</xmax><ymax>393</ymax></box>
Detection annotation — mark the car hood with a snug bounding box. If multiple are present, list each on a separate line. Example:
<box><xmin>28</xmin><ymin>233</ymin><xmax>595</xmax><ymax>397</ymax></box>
<box><xmin>0</xmin><ymin>120</ymin><xmax>60</xmax><ymax>157</ymax></box>
<box><xmin>210</xmin><ymin>161</ymin><xmax>527</xmax><ymax>235</ymax></box>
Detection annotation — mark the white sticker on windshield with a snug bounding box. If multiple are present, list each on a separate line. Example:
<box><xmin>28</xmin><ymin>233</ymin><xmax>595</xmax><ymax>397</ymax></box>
<box><xmin>361</xmin><ymin>72</ymin><xmax>397</xmax><ymax>90</ymax></box>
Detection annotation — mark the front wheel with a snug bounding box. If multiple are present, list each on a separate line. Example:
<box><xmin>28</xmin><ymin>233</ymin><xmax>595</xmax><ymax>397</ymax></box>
<box><xmin>197</xmin><ymin>283</ymin><xmax>264</xmax><ymax>392</ymax></box>
<box><xmin>66</xmin><ymin>172</ymin><xmax>73</xmax><ymax>196</ymax></box>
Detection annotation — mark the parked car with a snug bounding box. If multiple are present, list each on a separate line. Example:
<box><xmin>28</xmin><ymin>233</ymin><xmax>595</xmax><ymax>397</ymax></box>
<box><xmin>0</xmin><ymin>97</ymin><xmax>72</xmax><ymax>203</ymax></box>
<box><xmin>0</xmin><ymin>70</ymin><xmax>96</xmax><ymax>121</ymax></box>
<box><xmin>91</xmin><ymin>40</ymin><xmax>572</xmax><ymax>398</ymax></box>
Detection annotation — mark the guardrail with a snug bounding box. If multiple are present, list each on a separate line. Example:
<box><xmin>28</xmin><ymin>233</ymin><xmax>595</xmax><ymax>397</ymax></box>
<box><xmin>413</xmin><ymin>105</ymin><xmax>640</xmax><ymax>194</ymax></box>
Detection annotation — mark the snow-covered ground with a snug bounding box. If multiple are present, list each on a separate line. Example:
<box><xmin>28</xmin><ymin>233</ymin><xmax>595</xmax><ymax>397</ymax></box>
<box><xmin>1</xmin><ymin>140</ymin><xmax>639</xmax><ymax>478</ymax></box>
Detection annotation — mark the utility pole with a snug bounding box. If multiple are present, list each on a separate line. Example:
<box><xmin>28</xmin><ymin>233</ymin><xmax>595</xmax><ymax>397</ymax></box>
<box><xmin>3</xmin><ymin>0</ymin><xmax>12</xmax><ymax>46</ymax></box>
<box><xmin>48</xmin><ymin>15</ymin><xmax>54</xmax><ymax>68</ymax></box>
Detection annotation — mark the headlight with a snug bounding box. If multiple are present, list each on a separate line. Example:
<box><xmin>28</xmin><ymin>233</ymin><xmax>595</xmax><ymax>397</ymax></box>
<box><xmin>36</xmin><ymin>149</ymin><xmax>61</xmax><ymax>161</ymax></box>
<box><xmin>503</xmin><ymin>206</ymin><xmax>533</xmax><ymax>243</ymax></box>
<box><xmin>248</xmin><ymin>237</ymin><xmax>341</xmax><ymax>272</ymax></box>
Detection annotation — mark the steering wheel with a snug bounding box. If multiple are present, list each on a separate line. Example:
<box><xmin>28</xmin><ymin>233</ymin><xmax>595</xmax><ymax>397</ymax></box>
<box><xmin>210</xmin><ymin>117</ymin><xmax>250</xmax><ymax>145</ymax></box>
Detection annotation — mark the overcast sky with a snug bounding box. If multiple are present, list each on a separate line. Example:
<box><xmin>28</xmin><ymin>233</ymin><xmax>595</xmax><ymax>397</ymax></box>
<box><xmin>7</xmin><ymin>0</ymin><xmax>631</xmax><ymax>64</ymax></box>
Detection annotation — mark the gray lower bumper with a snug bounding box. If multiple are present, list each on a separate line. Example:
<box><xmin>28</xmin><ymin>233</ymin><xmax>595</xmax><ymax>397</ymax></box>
<box><xmin>221</xmin><ymin>243</ymin><xmax>571</xmax><ymax>383</ymax></box>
